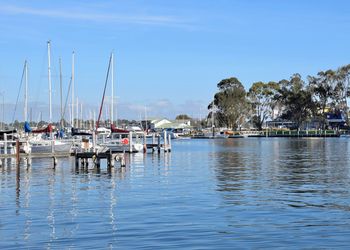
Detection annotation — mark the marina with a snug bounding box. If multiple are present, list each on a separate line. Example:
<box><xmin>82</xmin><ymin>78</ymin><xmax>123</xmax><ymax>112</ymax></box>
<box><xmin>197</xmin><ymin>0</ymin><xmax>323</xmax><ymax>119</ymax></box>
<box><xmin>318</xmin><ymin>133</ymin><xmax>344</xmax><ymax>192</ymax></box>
<box><xmin>1</xmin><ymin>1</ymin><xmax>350</xmax><ymax>248</ymax></box>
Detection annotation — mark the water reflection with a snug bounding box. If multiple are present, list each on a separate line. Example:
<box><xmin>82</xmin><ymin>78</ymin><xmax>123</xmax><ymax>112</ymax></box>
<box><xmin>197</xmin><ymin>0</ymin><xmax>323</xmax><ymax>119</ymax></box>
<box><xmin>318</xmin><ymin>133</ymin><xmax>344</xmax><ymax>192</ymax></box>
<box><xmin>16</xmin><ymin>163</ymin><xmax>20</xmax><ymax>214</ymax></box>
<box><xmin>214</xmin><ymin>138</ymin><xmax>350</xmax><ymax>210</ymax></box>
<box><xmin>3</xmin><ymin>139</ymin><xmax>350</xmax><ymax>248</ymax></box>
<box><xmin>214</xmin><ymin>139</ymin><xmax>261</xmax><ymax>193</ymax></box>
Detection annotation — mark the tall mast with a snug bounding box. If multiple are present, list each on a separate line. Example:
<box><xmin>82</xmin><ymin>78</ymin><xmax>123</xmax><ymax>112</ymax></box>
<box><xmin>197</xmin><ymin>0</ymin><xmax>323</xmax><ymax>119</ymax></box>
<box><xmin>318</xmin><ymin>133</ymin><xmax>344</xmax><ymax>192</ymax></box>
<box><xmin>80</xmin><ymin>102</ymin><xmax>83</xmax><ymax>128</ymax></box>
<box><xmin>47</xmin><ymin>41</ymin><xmax>52</xmax><ymax>123</ymax></box>
<box><xmin>144</xmin><ymin>106</ymin><xmax>147</xmax><ymax>131</ymax></box>
<box><xmin>24</xmin><ymin>60</ymin><xmax>28</xmax><ymax>122</ymax></box>
<box><xmin>71</xmin><ymin>51</ymin><xmax>75</xmax><ymax>127</ymax></box>
<box><xmin>76</xmin><ymin>97</ymin><xmax>79</xmax><ymax>127</ymax></box>
<box><xmin>111</xmin><ymin>52</ymin><xmax>114</xmax><ymax>126</ymax></box>
<box><xmin>59</xmin><ymin>58</ymin><xmax>63</xmax><ymax>128</ymax></box>
<box><xmin>96</xmin><ymin>54</ymin><xmax>112</xmax><ymax>129</ymax></box>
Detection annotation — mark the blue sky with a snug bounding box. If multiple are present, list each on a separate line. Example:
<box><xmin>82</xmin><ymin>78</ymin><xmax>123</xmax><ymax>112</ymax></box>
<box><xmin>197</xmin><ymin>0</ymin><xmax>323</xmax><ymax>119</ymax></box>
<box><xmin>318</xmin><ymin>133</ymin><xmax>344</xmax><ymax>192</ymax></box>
<box><xmin>0</xmin><ymin>0</ymin><xmax>350</xmax><ymax>122</ymax></box>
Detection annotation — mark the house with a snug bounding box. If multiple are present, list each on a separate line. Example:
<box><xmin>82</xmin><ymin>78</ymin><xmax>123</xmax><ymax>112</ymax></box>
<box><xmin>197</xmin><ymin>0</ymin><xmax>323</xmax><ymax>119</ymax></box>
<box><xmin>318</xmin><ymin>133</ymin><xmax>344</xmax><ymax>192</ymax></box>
<box><xmin>141</xmin><ymin>118</ymin><xmax>192</xmax><ymax>131</ymax></box>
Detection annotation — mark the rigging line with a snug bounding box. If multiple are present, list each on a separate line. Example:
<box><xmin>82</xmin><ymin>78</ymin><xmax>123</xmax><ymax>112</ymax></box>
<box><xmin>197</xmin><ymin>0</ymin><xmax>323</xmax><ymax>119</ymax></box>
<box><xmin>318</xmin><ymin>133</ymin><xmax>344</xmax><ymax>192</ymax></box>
<box><xmin>96</xmin><ymin>54</ymin><xmax>112</xmax><ymax>129</ymax></box>
<box><xmin>62</xmin><ymin>76</ymin><xmax>72</xmax><ymax>126</ymax></box>
<box><xmin>12</xmin><ymin>63</ymin><xmax>26</xmax><ymax>123</ymax></box>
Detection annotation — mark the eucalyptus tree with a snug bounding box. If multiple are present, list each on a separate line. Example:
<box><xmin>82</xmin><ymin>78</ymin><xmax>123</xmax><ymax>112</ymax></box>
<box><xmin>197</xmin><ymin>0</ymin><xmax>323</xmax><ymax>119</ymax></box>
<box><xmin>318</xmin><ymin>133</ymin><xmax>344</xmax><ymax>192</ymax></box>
<box><xmin>210</xmin><ymin>77</ymin><xmax>248</xmax><ymax>129</ymax></box>
<box><xmin>247</xmin><ymin>81</ymin><xmax>279</xmax><ymax>130</ymax></box>
<box><xmin>275</xmin><ymin>74</ymin><xmax>316</xmax><ymax>129</ymax></box>
<box><xmin>337</xmin><ymin>64</ymin><xmax>350</xmax><ymax>117</ymax></box>
<box><xmin>308</xmin><ymin>70</ymin><xmax>336</xmax><ymax>114</ymax></box>
<box><xmin>308</xmin><ymin>68</ymin><xmax>350</xmax><ymax>127</ymax></box>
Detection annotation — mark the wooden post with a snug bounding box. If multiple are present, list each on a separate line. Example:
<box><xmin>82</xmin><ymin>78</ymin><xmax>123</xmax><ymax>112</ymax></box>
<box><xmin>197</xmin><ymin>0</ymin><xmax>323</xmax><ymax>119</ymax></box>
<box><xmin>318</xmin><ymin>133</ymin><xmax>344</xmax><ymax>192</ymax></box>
<box><xmin>110</xmin><ymin>154</ymin><xmax>115</xmax><ymax>168</ymax></box>
<box><xmin>75</xmin><ymin>154</ymin><xmax>79</xmax><ymax>168</ymax></box>
<box><xmin>143</xmin><ymin>133</ymin><xmax>147</xmax><ymax>153</ymax></box>
<box><xmin>92</xmin><ymin>130</ymin><xmax>96</xmax><ymax>152</ymax></box>
<box><xmin>163</xmin><ymin>130</ymin><xmax>167</xmax><ymax>153</ymax></box>
<box><xmin>168</xmin><ymin>134</ymin><xmax>172</xmax><ymax>152</ymax></box>
<box><xmin>129</xmin><ymin>131</ymin><xmax>133</xmax><ymax>153</ymax></box>
<box><xmin>4</xmin><ymin>133</ymin><xmax>7</xmax><ymax>155</ymax></box>
<box><xmin>26</xmin><ymin>157</ymin><xmax>32</xmax><ymax>170</ymax></box>
<box><xmin>16</xmin><ymin>140</ymin><xmax>20</xmax><ymax>165</ymax></box>
<box><xmin>53</xmin><ymin>156</ymin><xmax>57</xmax><ymax>168</ymax></box>
<box><xmin>96</xmin><ymin>157</ymin><xmax>101</xmax><ymax>168</ymax></box>
<box><xmin>107</xmin><ymin>153</ymin><xmax>111</xmax><ymax>169</ymax></box>
<box><xmin>121</xmin><ymin>153</ymin><xmax>126</xmax><ymax>167</ymax></box>
<box><xmin>157</xmin><ymin>135</ymin><xmax>161</xmax><ymax>153</ymax></box>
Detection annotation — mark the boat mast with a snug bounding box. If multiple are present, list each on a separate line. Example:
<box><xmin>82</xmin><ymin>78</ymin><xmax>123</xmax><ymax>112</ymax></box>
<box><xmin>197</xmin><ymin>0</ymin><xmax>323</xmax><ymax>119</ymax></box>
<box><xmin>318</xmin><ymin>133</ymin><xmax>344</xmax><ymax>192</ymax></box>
<box><xmin>47</xmin><ymin>41</ymin><xmax>52</xmax><ymax>124</ymax></box>
<box><xmin>111</xmin><ymin>52</ymin><xmax>114</xmax><ymax>126</ymax></box>
<box><xmin>71</xmin><ymin>51</ymin><xmax>75</xmax><ymax>127</ymax></box>
<box><xmin>59</xmin><ymin>58</ymin><xmax>63</xmax><ymax>128</ymax></box>
<box><xmin>80</xmin><ymin>102</ymin><xmax>83</xmax><ymax>128</ymax></box>
<box><xmin>24</xmin><ymin>60</ymin><xmax>28</xmax><ymax>122</ymax></box>
<box><xmin>76</xmin><ymin>97</ymin><xmax>79</xmax><ymax>127</ymax></box>
<box><xmin>144</xmin><ymin>106</ymin><xmax>147</xmax><ymax>132</ymax></box>
<box><xmin>96</xmin><ymin>54</ymin><xmax>112</xmax><ymax>129</ymax></box>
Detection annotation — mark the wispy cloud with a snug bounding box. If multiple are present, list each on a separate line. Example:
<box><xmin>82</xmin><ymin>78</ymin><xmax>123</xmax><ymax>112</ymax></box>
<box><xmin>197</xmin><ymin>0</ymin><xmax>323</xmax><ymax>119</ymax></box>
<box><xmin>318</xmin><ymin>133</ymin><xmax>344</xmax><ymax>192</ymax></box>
<box><xmin>0</xmin><ymin>4</ymin><xmax>190</xmax><ymax>27</ymax></box>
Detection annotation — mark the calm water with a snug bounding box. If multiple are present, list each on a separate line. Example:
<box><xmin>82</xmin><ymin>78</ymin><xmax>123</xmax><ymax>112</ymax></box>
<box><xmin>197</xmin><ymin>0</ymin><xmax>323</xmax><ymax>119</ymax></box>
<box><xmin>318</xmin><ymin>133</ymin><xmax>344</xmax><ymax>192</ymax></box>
<box><xmin>1</xmin><ymin>138</ymin><xmax>350</xmax><ymax>249</ymax></box>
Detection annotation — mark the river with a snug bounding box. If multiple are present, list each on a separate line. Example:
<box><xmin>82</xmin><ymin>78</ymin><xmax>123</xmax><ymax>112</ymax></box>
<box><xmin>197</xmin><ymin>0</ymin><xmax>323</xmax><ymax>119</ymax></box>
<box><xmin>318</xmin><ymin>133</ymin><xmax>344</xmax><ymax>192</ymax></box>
<box><xmin>1</xmin><ymin>138</ymin><xmax>350</xmax><ymax>248</ymax></box>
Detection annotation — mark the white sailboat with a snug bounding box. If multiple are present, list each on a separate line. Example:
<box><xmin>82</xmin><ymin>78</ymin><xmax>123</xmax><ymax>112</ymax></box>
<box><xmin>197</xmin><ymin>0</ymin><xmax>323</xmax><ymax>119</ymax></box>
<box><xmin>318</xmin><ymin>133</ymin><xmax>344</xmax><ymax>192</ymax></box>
<box><xmin>27</xmin><ymin>41</ymin><xmax>72</xmax><ymax>154</ymax></box>
<box><xmin>96</xmin><ymin>52</ymin><xmax>143</xmax><ymax>153</ymax></box>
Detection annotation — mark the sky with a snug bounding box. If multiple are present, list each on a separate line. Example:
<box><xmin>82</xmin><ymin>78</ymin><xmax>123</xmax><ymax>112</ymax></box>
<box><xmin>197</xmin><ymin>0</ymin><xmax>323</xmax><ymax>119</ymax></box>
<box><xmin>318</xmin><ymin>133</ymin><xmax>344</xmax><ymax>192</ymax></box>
<box><xmin>0</xmin><ymin>0</ymin><xmax>350</xmax><ymax>123</ymax></box>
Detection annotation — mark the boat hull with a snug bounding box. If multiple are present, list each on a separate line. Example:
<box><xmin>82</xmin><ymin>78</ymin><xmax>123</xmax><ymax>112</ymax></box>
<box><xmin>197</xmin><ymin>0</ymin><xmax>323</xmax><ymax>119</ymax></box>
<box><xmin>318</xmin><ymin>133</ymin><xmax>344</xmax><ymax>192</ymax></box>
<box><xmin>30</xmin><ymin>141</ymin><xmax>72</xmax><ymax>154</ymax></box>
<box><xmin>100</xmin><ymin>142</ymin><xmax>144</xmax><ymax>153</ymax></box>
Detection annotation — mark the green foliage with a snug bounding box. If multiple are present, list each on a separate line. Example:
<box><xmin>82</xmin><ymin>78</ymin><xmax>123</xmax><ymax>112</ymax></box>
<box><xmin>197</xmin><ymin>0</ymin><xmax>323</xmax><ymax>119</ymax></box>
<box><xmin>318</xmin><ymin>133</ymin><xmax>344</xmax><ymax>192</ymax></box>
<box><xmin>248</xmin><ymin>81</ymin><xmax>279</xmax><ymax>130</ymax></box>
<box><xmin>211</xmin><ymin>77</ymin><xmax>248</xmax><ymax>129</ymax></box>
<box><xmin>274</xmin><ymin>74</ymin><xmax>317</xmax><ymax>129</ymax></box>
<box><xmin>176</xmin><ymin>114</ymin><xmax>191</xmax><ymax>120</ymax></box>
<box><xmin>209</xmin><ymin>63</ymin><xmax>350</xmax><ymax>131</ymax></box>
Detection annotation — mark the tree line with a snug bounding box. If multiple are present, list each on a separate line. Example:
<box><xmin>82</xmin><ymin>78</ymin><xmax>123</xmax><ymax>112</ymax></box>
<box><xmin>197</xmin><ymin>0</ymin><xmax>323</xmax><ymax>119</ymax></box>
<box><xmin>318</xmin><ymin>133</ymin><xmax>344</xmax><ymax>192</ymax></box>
<box><xmin>208</xmin><ymin>64</ymin><xmax>350</xmax><ymax>130</ymax></box>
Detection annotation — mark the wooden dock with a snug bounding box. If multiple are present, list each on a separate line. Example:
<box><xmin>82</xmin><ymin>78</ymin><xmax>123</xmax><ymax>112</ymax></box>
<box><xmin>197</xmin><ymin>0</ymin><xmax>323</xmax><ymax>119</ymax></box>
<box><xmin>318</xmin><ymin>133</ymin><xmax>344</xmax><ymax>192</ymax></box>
<box><xmin>74</xmin><ymin>147</ymin><xmax>126</xmax><ymax>169</ymax></box>
<box><xmin>0</xmin><ymin>131</ymin><xmax>173</xmax><ymax>169</ymax></box>
<box><xmin>142</xmin><ymin>131</ymin><xmax>172</xmax><ymax>153</ymax></box>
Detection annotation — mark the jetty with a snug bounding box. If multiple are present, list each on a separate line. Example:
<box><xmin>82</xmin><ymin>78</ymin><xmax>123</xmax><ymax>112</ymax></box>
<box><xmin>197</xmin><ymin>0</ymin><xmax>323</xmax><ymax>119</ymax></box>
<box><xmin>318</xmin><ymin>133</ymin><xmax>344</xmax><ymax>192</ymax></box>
<box><xmin>251</xmin><ymin>129</ymin><xmax>341</xmax><ymax>138</ymax></box>
<box><xmin>0</xmin><ymin>130</ymin><xmax>173</xmax><ymax>170</ymax></box>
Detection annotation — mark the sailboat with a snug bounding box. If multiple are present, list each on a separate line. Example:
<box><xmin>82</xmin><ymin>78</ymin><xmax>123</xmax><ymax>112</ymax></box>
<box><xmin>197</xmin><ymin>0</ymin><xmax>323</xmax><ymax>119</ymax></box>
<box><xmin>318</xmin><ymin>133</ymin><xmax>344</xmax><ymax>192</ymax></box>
<box><xmin>96</xmin><ymin>53</ymin><xmax>143</xmax><ymax>152</ymax></box>
<box><xmin>25</xmin><ymin>41</ymin><xmax>72</xmax><ymax>154</ymax></box>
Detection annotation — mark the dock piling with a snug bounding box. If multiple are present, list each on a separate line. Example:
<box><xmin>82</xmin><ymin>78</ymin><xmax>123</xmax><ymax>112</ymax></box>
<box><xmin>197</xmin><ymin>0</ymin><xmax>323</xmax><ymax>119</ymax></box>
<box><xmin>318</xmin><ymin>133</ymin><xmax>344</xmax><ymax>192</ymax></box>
<box><xmin>168</xmin><ymin>134</ymin><xmax>172</xmax><ymax>152</ymax></box>
<box><xmin>15</xmin><ymin>140</ymin><xmax>20</xmax><ymax>165</ymax></box>
<box><xmin>53</xmin><ymin>156</ymin><xmax>57</xmax><ymax>168</ymax></box>
<box><xmin>157</xmin><ymin>135</ymin><xmax>161</xmax><ymax>153</ymax></box>
<box><xmin>4</xmin><ymin>134</ymin><xmax>7</xmax><ymax>155</ymax></box>
<box><xmin>163</xmin><ymin>130</ymin><xmax>167</xmax><ymax>153</ymax></box>
<box><xmin>129</xmin><ymin>131</ymin><xmax>133</xmax><ymax>153</ymax></box>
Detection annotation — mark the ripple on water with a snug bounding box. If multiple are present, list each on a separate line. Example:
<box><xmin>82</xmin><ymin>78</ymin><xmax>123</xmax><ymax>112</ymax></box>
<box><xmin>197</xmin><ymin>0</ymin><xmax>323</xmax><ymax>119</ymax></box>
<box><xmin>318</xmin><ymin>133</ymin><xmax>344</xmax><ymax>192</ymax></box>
<box><xmin>1</xmin><ymin>139</ymin><xmax>350</xmax><ymax>248</ymax></box>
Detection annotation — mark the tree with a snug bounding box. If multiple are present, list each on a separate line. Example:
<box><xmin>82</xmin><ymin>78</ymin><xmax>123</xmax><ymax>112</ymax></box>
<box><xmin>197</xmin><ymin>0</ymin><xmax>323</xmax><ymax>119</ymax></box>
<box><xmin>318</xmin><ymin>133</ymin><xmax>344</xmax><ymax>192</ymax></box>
<box><xmin>275</xmin><ymin>74</ymin><xmax>316</xmax><ymax>129</ymax></box>
<box><xmin>175</xmin><ymin>114</ymin><xmax>191</xmax><ymax>120</ymax></box>
<box><xmin>247</xmin><ymin>81</ymin><xmax>279</xmax><ymax>130</ymax></box>
<box><xmin>308</xmin><ymin>69</ymin><xmax>349</xmax><ymax>127</ymax></box>
<box><xmin>337</xmin><ymin>64</ymin><xmax>350</xmax><ymax>122</ymax></box>
<box><xmin>210</xmin><ymin>77</ymin><xmax>248</xmax><ymax>129</ymax></box>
